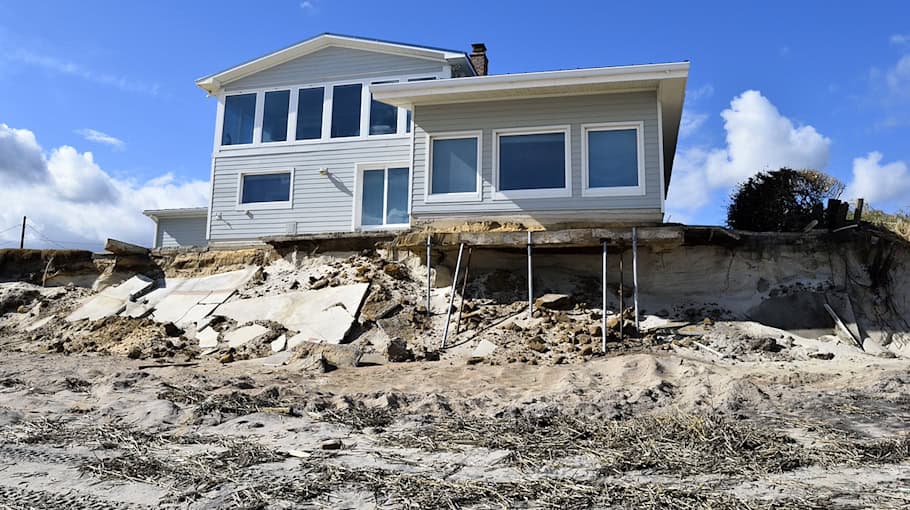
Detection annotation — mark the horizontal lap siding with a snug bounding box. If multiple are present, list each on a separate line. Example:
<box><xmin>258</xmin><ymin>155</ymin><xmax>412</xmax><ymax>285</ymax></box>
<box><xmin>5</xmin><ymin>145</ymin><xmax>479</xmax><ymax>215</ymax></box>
<box><xmin>412</xmin><ymin>91</ymin><xmax>662</xmax><ymax>217</ymax></box>
<box><xmin>224</xmin><ymin>47</ymin><xmax>445</xmax><ymax>91</ymax></box>
<box><xmin>209</xmin><ymin>139</ymin><xmax>411</xmax><ymax>241</ymax></box>
<box><xmin>157</xmin><ymin>217</ymin><xmax>207</xmax><ymax>248</ymax></box>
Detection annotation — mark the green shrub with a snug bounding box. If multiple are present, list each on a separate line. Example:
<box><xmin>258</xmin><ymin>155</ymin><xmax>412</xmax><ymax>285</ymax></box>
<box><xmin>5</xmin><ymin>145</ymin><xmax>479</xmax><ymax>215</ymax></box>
<box><xmin>726</xmin><ymin>169</ymin><xmax>844</xmax><ymax>231</ymax></box>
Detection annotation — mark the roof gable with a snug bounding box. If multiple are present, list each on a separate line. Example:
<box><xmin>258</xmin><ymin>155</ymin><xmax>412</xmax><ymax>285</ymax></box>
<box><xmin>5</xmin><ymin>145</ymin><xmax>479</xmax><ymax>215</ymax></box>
<box><xmin>196</xmin><ymin>33</ymin><xmax>472</xmax><ymax>94</ymax></box>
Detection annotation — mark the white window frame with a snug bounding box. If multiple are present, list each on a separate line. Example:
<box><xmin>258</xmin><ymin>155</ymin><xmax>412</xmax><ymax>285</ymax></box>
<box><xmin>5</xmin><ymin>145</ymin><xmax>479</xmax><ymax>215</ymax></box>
<box><xmin>353</xmin><ymin>161</ymin><xmax>412</xmax><ymax>230</ymax></box>
<box><xmin>213</xmin><ymin>72</ymin><xmax>445</xmax><ymax>154</ymax></box>
<box><xmin>425</xmin><ymin>130</ymin><xmax>483</xmax><ymax>203</ymax></box>
<box><xmin>492</xmin><ymin>125</ymin><xmax>572</xmax><ymax>200</ymax></box>
<box><xmin>581</xmin><ymin>121</ymin><xmax>646</xmax><ymax>197</ymax></box>
<box><xmin>235</xmin><ymin>168</ymin><xmax>295</xmax><ymax>211</ymax></box>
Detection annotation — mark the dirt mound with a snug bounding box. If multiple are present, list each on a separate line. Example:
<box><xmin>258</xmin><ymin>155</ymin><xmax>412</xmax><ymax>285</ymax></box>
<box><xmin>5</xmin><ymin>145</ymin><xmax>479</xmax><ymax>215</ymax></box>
<box><xmin>0</xmin><ymin>249</ymin><xmax>98</xmax><ymax>284</ymax></box>
<box><xmin>34</xmin><ymin>316</ymin><xmax>200</xmax><ymax>360</ymax></box>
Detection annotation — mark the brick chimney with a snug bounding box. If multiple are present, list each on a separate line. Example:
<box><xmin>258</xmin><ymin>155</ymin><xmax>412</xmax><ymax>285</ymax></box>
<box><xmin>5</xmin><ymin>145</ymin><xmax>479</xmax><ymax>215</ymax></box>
<box><xmin>470</xmin><ymin>43</ymin><xmax>488</xmax><ymax>76</ymax></box>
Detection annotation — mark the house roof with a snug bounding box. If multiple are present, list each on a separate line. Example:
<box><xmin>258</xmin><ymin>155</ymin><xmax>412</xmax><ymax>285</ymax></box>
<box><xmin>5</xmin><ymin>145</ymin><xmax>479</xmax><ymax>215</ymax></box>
<box><xmin>370</xmin><ymin>62</ymin><xmax>689</xmax><ymax>195</ymax></box>
<box><xmin>195</xmin><ymin>33</ymin><xmax>475</xmax><ymax>94</ymax></box>
<box><xmin>143</xmin><ymin>207</ymin><xmax>208</xmax><ymax>220</ymax></box>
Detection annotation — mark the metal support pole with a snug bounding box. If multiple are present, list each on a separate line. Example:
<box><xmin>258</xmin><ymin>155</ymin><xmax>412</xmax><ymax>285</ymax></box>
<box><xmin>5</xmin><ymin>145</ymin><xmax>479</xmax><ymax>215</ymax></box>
<box><xmin>527</xmin><ymin>231</ymin><xmax>533</xmax><ymax>320</ymax></box>
<box><xmin>441</xmin><ymin>243</ymin><xmax>465</xmax><ymax>350</ymax></box>
<box><xmin>19</xmin><ymin>216</ymin><xmax>26</xmax><ymax>249</ymax></box>
<box><xmin>632</xmin><ymin>227</ymin><xmax>640</xmax><ymax>332</ymax></box>
<box><xmin>602</xmin><ymin>240</ymin><xmax>607</xmax><ymax>354</ymax></box>
<box><xmin>425</xmin><ymin>235</ymin><xmax>432</xmax><ymax>317</ymax></box>
<box><xmin>454</xmin><ymin>247</ymin><xmax>473</xmax><ymax>334</ymax></box>
<box><xmin>619</xmin><ymin>247</ymin><xmax>624</xmax><ymax>344</ymax></box>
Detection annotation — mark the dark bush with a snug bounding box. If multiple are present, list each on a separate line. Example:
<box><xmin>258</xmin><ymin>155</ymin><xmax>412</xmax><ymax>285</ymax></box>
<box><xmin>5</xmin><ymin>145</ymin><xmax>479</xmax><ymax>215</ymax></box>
<box><xmin>726</xmin><ymin>169</ymin><xmax>844</xmax><ymax>231</ymax></box>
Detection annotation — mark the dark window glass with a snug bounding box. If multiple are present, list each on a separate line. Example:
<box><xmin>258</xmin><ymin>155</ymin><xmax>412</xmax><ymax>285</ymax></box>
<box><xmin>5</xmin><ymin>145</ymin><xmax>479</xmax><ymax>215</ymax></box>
<box><xmin>386</xmin><ymin>167</ymin><xmax>409</xmax><ymax>224</ymax></box>
<box><xmin>331</xmin><ymin>84</ymin><xmax>362</xmax><ymax>138</ymax></box>
<box><xmin>588</xmin><ymin>129</ymin><xmax>639</xmax><ymax>188</ymax></box>
<box><xmin>296</xmin><ymin>87</ymin><xmax>324</xmax><ymax>140</ymax></box>
<box><xmin>361</xmin><ymin>170</ymin><xmax>384</xmax><ymax>226</ymax></box>
<box><xmin>262</xmin><ymin>90</ymin><xmax>289</xmax><ymax>143</ymax></box>
<box><xmin>241</xmin><ymin>173</ymin><xmax>291</xmax><ymax>204</ymax></box>
<box><xmin>370</xmin><ymin>81</ymin><xmax>397</xmax><ymax>135</ymax></box>
<box><xmin>431</xmin><ymin>138</ymin><xmax>477</xmax><ymax>194</ymax></box>
<box><xmin>221</xmin><ymin>93</ymin><xmax>256</xmax><ymax>145</ymax></box>
<box><xmin>498</xmin><ymin>132</ymin><xmax>566</xmax><ymax>191</ymax></box>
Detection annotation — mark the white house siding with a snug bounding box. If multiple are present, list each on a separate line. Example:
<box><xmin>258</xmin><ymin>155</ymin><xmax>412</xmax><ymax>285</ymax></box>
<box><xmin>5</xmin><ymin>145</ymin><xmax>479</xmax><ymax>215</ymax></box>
<box><xmin>223</xmin><ymin>46</ymin><xmax>447</xmax><ymax>91</ymax></box>
<box><xmin>411</xmin><ymin>91</ymin><xmax>663</xmax><ymax>223</ymax></box>
<box><xmin>156</xmin><ymin>216</ymin><xmax>208</xmax><ymax>248</ymax></box>
<box><xmin>209</xmin><ymin>47</ymin><xmax>448</xmax><ymax>243</ymax></box>
<box><xmin>209</xmin><ymin>138</ymin><xmax>412</xmax><ymax>241</ymax></box>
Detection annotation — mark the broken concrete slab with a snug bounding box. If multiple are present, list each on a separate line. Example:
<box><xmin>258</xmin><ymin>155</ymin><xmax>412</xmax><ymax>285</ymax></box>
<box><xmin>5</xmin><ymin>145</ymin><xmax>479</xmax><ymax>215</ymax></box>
<box><xmin>260</xmin><ymin>351</ymin><xmax>293</xmax><ymax>367</ymax></box>
<box><xmin>25</xmin><ymin>315</ymin><xmax>55</xmax><ymax>332</ymax></box>
<box><xmin>216</xmin><ymin>283</ymin><xmax>369</xmax><ymax>345</ymax></box>
<box><xmin>66</xmin><ymin>275</ymin><xmax>155</xmax><ymax>322</ymax></box>
<box><xmin>292</xmin><ymin>342</ymin><xmax>363</xmax><ymax>369</ymax></box>
<box><xmin>104</xmin><ymin>238</ymin><xmax>150</xmax><ymax>256</ymax></box>
<box><xmin>151</xmin><ymin>268</ymin><xmax>258</xmax><ymax>326</ymax></box>
<box><xmin>470</xmin><ymin>339</ymin><xmax>497</xmax><ymax>361</ymax></box>
<box><xmin>225</xmin><ymin>324</ymin><xmax>269</xmax><ymax>349</ymax></box>
<box><xmin>196</xmin><ymin>327</ymin><xmax>220</xmax><ymax>349</ymax></box>
<box><xmin>534</xmin><ymin>293</ymin><xmax>574</xmax><ymax>311</ymax></box>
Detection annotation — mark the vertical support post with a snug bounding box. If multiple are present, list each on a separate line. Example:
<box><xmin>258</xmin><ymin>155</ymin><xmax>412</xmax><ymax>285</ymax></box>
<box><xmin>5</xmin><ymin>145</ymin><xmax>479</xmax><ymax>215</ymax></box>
<box><xmin>425</xmin><ymin>235</ymin><xmax>432</xmax><ymax>317</ymax></box>
<box><xmin>632</xmin><ymin>227</ymin><xmax>640</xmax><ymax>332</ymax></box>
<box><xmin>602</xmin><ymin>239</ymin><xmax>607</xmax><ymax>354</ymax></box>
<box><xmin>454</xmin><ymin>247</ymin><xmax>473</xmax><ymax>334</ymax></box>
<box><xmin>527</xmin><ymin>231</ymin><xmax>533</xmax><ymax>320</ymax></box>
<box><xmin>619</xmin><ymin>247</ymin><xmax>624</xmax><ymax>344</ymax></box>
<box><xmin>19</xmin><ymin>216</ymin><xmax>26</xmax><ymax>249</ymax></box>
<box><xmin>441</xmin><ymin>242</ymin><xmax>465</xmax><ymax>350</ymax></box>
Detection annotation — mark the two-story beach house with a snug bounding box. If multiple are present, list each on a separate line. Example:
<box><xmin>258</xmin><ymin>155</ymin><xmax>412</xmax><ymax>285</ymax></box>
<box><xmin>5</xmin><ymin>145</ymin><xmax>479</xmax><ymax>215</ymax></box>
<box><xmin>144</xmin><ymin>33</ymin><xmax>688</xmax><ymax>248</ymax></box>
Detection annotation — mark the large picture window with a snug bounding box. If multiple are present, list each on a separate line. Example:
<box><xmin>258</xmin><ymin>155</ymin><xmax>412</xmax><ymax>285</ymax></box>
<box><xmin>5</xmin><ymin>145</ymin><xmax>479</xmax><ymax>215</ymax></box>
<box><xmin>582</xmin><ymin>122</ymin><xmax>644</xmax><ymax>196</ymax></box>
<box><xmin>261</xmin><ymin>90</ymin><xmax>290</xmax><ymax>143</ymax></box>
<box><xmin>239</xmin><ymin>172</ymin><xmax>292</xmax><ymax>208</ymax></box>
<box><xmin>493</xmin><ymin>127</ymin><xmax>571</xmax><ymax>198</ymax></box>
<box><xmin>428</xmin><ymin>133</ymin><xmax>481</xmax><ymax>201</ymax></box>
<box><xmin>221</xmin><ymin>93</ymin><xmax>256</xmax><ymax>145</ymax></box>
<box><xmin>331</xmin><ymin>83</ymin><xmax>362</xmax><ymax>138</ymax></box>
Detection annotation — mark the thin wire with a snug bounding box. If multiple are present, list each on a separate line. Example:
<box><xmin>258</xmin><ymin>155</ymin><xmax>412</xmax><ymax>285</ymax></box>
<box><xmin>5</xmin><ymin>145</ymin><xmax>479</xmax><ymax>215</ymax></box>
<box><xmin>0</xmin><ymin>225</ymin><xmax>21</xmax><ymax>236</ymax></box>
<box><xmin>25</xmin><ymin>224</ymin><xmax>101</xmax><ymax>249</ymax></box>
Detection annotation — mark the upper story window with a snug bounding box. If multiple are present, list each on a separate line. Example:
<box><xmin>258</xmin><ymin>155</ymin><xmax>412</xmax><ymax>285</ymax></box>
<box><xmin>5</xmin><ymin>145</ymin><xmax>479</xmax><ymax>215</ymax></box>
<box><xmin>494</xmin><ymin>127</ymin><xmax>571</xmax><ymax>199</ymax></box>
<box><xmin>582</xmin><ymin>122</ymin><xmax>645</xmax><ymax>196</ymax></box>
<box><xmin>331</xmin><ymin>83</ymin><xmax>362</xmax><ymax>138</ymax></box>
<box><xmin>296</xmin><ymin>87</ymin><xmax>324</xmax><ymax>140</ymax></box>
<box><xmin>262</xmin><ymin>90</ymin><xmax>290</xmax><ymax>143</ymax></box>
<box><xmin>369</xmin><ymin>81</ymin><xmax>397</xmax><ymax>135</ymax></box>
<box><xmin>222</xmin><ymin>93</ymin><xmax>256</xmax><ymax>145</ymax></box>
<box><xmin>427</xmin><ymin>132</ymin><xmax>482</xmax><ymax>202</ymax></box>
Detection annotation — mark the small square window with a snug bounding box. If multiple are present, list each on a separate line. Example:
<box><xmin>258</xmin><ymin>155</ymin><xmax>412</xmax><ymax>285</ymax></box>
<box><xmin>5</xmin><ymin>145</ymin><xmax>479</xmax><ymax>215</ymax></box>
<box><xmin>240</xmin><ymin>172</ymin><xmax>291</xmax><ymax>205</ymax></box>
<box><xmin>583</xmin><ymin>124</ymin><xmax>643</xmax><ymax>195</ymax></box>
<box><xmin>221</xmin><ymin>93</ymin><xmax>256</xmax><ymax>145</ymax></box>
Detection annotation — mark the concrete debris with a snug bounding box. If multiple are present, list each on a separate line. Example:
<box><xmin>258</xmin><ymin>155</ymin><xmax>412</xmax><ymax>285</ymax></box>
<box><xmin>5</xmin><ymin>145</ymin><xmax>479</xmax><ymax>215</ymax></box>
<box><xmin>196</xmin><ymin>327</ymin><xmax>220</xmax><ymax>349</ymax></box>
<box><xmin>386</xmin><ymin>337</ymin><xmax>414</xmax><ymax>362</ymax></box>
<box><xmin>225</xmin><ymin>324</ymin><xmax>269</xmax><ymax>349</ymax></box>
<box><xmin>104</xmin><ymin>238</ymin><xmax>150</xmax><ymax>256</ymax></box>
<box><xmin>260</xmin><ymin>350</ymin><xmax>294</xmax><ymax>367</ymax></box>
<box><xmin>65</xmin><ymin>275</ymin><xmax>155</xmax><ymax>322</ymax></box>
<box><xmin>534</xmin><ymin>293</ymin><xmax>574</xmax><ymax>311</ymax></box>
<box><xmin>152</xmin><ymin>267</ymin><xmax>260</xmax><ymax>326</ymax></box>
<box><xmin>217</xmin><ymin>283</ymin><xmax>369</xmax><ymax>345</ymax></box>
<box><xmin>25</xmin><ymin>314</ymin><xmax>55</xmax><ymax>332</ymax></box>
<box><xmin>271</xmin><ymin>334</ymin><xmax>287</xmax><ymax>353</ymax></box>
<box><xmin>292</xmin><ymin>342</ymin><xmax>363</xmax><ymax>369</ymax></box>
<box><xmin>469</xmin><ymin>339</ymin><xmax>497</xmax><ymax>363</ymax></box>
<box><xmin>528</xmin><ymin>336</ymin><xmax>549</xmax><ymax>353</ymax></box>
<box><xmin>320</xmin><ymin>439</ymin><xmax>343</xmax><ymax>450</ymax></box>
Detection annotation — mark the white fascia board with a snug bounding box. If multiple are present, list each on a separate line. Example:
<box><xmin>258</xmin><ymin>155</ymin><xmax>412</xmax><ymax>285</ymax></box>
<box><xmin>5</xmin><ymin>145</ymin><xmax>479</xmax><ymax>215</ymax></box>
<box><xmin>196</xmin><ymin>34</ymin><xmax>461</xmax><ymax>94</ymax></box>
<box><xmin>143</xmin><ymin>208</ymin><xmax>209</xmax><ymax>220</ymax></box>
<box><xmin>371</xmin><ymin>62</ymin><xmax>690</xmax><ymax>106</ymax></box>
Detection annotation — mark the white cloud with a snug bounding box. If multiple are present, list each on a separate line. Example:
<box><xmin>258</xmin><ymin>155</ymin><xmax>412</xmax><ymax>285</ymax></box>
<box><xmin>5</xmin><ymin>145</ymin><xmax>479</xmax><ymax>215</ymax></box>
<box><xmin>679</xmin><ymin>110</ymin><xmax>707</xmax><ymax>139</ymax></box>
<box><xmin>688</xmin><ymin>84</ymin><xmax>714</xmax><ymax>102</ymax></box>
<box><xmin>667</xmin><ymin>90</ymin><xmax>831</xmax><ymax>217</ymax></box>
<box><xmin>0</xmin><ymin>124</ymin><xmax>207</xmax><ymax>250</ymax></box>
<box><xmin>891</xmin><ymin>34</ymin><xmax>910</xmax><ymax>45</ymax></box>
<box><xmin>76</xmin><ymin>128</ymin><xmax>125</xmax><ymax>150</ymax></box>
<box><xmin>7</xmin><ymin>49</ymin><xmax>160</xmax><ymax>95</ymax></box>
<box><xmin>845</xmin><ymin>152</ymin><xmax>910</xmax><ymax>207</ymax></box>
<box><xmin>703</xmin><ymin>90</ymin><xmax>830</xmax><ymax>188</ymax></box>
<box><xmin>885</xmin><ymin>54</ymin><xmax>910</xmax><ymax>98</ymax></box>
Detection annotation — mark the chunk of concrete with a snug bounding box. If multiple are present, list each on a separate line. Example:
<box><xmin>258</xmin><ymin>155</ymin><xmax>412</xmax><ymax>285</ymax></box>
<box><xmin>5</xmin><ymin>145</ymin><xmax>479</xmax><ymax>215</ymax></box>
<box><xmin>224</xmin><ymin>324</ymin><xmax>269</xmax><ymax>349</ymax></box>
<box><xmin>271</xmin><ymin>334</ymin><xmax>287</xmax><ymax>353</ymax></box>
<box><xmin>216</xmin><ymin>283</ymin><xmax>369</xmax><ymax>345</ymax></box>
<box><xmin>260</xmin><ymin>351</ymin><xmax>293</xmax><ymax>367</ymax></box>
<box><xmin>196</xmin><ymin>327</ymin><xmax>220</xmax><ymax>349</ymax></box>
<box><xmin>471</xmin><ymin>339</ymin><xmax>497</xmax><ymax>360</ymax></box>
<box><xmin>66</xmin><ymin>275</ymin><xmax>155</xmax><ymax>322</ymax></box>
<box><xmin>104</xmin><ymin>238</ymin><xmax>150</xmax><ymax>256</ymax></box>
<box><xmin>26</xmin><ymin>315</ymin><xmax>55</xmax><ymax>332</ymax></box>
<box><xmin>534</xmin><ymin>293</ymin><xmax>574</xmax><ymax>311</ymax></box>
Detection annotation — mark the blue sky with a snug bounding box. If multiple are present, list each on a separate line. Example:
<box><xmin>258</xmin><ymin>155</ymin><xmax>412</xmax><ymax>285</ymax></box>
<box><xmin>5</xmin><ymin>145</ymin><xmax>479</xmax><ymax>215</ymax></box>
<box><xmin>0</xmin><ymin>0</ymin><xmax>908</xmax><ymax>247</ymax></box>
